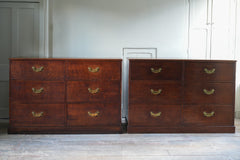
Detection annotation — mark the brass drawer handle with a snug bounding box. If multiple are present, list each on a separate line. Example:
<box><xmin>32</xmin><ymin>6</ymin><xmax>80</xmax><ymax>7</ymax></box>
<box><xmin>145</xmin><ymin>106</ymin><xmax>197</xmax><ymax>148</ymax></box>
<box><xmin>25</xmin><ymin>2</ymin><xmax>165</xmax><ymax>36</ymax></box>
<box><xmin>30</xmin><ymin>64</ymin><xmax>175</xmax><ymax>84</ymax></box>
<box><xmin>150</xmin><ymin>89</ymin><xmax>162</xmax><ymax>95</ymax></box>
<box><xmin>88</xmin><ymin>67</ymin><xmax>100</xmax><ymax>73</ymax></box>
<box><xmin>88</xmin><ymin>88</ymin><xmax>100</xmax><ymax>94</ymax></box>
<box><xmin>150</xmin><ymin>111</ymin><xmax>161</xmax><ymax>118</ymax></box>
<box><xmin>204</xmin><ymin>68</ymin><xmax>215</xmax><ymax>74</ymax></box>
<box><xmin>203</xmin><ymin>89</ymin><xmax>215</xmax><ymax>95</ymax></box>
<box><xmin>203</xmin><ymin>111</ymin><xmax>215</xmax><ymax>117</ymax></box>
<box><xmin>32</xmin><ymin>66</ymin><xmax>44</xmax><ymax>72</ymax></box>
<box><xmin>32</xmin><ymin>111</ymin><xmax>44</xmax><ymax>118</ymax></box>
<box><xmin>32</xmin><ymin>88</ymin><xmax>44</xmax><ymax>94</ymax></box>
<box><xmin>151</xmin><ymin>67</ymin><xmax>162</xmax><ymax>73</ymax></box>
<box><xmin>88</xmin><ymin>111</ymin><xmax>100</xmax><ymax>117</ymax></box>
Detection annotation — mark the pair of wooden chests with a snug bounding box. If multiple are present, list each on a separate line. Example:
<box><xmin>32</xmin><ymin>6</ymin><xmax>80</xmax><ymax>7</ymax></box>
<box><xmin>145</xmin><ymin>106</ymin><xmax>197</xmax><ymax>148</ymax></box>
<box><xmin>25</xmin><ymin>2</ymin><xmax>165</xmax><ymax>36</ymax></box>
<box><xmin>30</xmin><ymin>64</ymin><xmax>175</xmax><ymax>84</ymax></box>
<box><xmin>9</xmin><ymin>58</ymin><xmax>236</xmax><ymax>133</ymax></box>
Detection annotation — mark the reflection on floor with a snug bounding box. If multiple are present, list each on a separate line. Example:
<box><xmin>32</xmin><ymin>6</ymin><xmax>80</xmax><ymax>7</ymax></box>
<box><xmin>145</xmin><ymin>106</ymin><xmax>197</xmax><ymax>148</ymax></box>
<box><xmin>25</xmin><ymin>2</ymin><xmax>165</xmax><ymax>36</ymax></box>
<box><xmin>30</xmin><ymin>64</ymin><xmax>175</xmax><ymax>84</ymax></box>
<box><xmin>0</xmin><ymin>119</ymin><xmax>240</xmax><ymax>160</ymax></box>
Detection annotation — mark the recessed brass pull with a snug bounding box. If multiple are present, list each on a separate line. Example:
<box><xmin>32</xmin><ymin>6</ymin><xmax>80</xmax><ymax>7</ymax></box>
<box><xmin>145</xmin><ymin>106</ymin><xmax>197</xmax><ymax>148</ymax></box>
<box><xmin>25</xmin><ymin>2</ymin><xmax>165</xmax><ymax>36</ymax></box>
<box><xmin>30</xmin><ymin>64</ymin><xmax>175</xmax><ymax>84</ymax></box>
<box><xmin>88</xmin><ymin>67</ymin><xmax>100</xmax><ymax>73</ymax></box>
<box><xmin>32</xmin><ymin>111</ymin><xmax>44</xmax><ymax>118</ymax></box>
<box><xmin>150</xmin><ymin>111</ymin><xmax>161</xmax><ymax>118</ymax></box>
<box><xmin>204</xmin><ymin>68</ymin><xmax>215</xmax><ymax>74</ymax></box>
<box><xmin>203</xmin><ymin>89</ymin><xmax>215</xmax><ymax>95</ymax></box>
<box><xmin>150</xmin><ymin>89</ymin><xmax>162</xmax><ymax>95</ymax></box>
<box><xmin>32</xmin><ymin>88</ymin><xmax>44</xmax><ymax>94</ymax></box>
<box><xmin>151</xmin><ymin>68</ymin><xmax>162</xmax><ymax>73</ymax></box>
<box><xmin>32</xmin><ymin>66</ymin><xmax>44</xmax><ymax>72</ymax></box>
<box><xmin>88</xmin><ymin>111</ymin><xmax>100</xmax><ymax>117</ymax></box>
<box><xmin>203</xmin><ymin>111</ymin><xmax>215</xmax><ymax>117</ymax></box>
<box><xmin>88</xmin><ymin>88</ymin><xmax>100</xmax><ymax>94</ymax></box>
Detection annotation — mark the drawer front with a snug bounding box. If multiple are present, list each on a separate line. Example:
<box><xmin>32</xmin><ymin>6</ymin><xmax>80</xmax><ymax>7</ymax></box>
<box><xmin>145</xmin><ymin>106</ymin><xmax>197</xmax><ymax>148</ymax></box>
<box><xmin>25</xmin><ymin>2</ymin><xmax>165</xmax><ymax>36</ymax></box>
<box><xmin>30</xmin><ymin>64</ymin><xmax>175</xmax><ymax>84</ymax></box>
<box><xmin>129</xmin><ymin>81</ymin><xmax>182</xmax><ymax>104</ymax></box>
<box><xmin>185</xmin><ymin>62</ymin><xmax>235</xmax><ymax>82</ymax></box>
<box><xmin>184</xmin><ymin>83</ymin><xmax>234</xmax><ymax>105</ymax></box>
<box><xmin>67</xmin><ymin>81</ymin><xmax>121</xmax><ymax>103</ymax></box>
<box><xmin>129</xmin><ymin>104</ymin><xmax>180</xmax><ymax>126</ymax></box>
<box><xmin>182</xmin><ymin>105</ymin><xmax>234</xmax><ymax>126</ymax></box>
<box><xmin>130</xmin><ymin>60</ymin><xmax>182</xmax><ymax>80</ymax></box>
<box><xmin>10</xmin><ymin>60</ymin><xmax>65</xmax><ymax>80</ymax></box>
<box><xmin>11</xmin><ymin>80</ymin><xmax>65</xmax><ymax>103</ymax></box>
<box><xmin>66</xmin><ymin>61</ymin><xmax>121</xmax><ymax>80</ymax></box>
<box><xmin>10</xmin><ymin>104</ymin><xmax>65</xmax><ymax>127</ymax></box>
<box><xmin>67</xmin><ymin>103</ymin><xmax>120</xmax><ymax>126</ymax></box>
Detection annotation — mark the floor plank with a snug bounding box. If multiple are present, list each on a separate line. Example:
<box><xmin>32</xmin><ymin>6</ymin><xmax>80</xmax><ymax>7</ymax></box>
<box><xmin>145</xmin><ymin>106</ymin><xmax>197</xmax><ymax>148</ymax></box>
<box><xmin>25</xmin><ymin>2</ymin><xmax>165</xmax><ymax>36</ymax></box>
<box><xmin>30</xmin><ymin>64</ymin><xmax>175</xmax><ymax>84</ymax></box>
<box><xmin>0</xmin><ymin>119</ymin><xmax>240</xmax><ymax>160</ymax></box>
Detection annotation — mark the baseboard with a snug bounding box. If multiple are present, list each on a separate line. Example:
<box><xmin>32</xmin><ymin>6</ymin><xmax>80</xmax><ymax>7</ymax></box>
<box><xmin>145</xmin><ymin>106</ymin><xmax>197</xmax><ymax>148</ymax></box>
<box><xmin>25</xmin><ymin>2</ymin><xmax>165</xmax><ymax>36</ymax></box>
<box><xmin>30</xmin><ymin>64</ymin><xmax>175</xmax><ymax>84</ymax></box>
<box><xmin>0</xmin><ymin>108</ymin><xmax>9</xmax><ymax>119</ymax></box>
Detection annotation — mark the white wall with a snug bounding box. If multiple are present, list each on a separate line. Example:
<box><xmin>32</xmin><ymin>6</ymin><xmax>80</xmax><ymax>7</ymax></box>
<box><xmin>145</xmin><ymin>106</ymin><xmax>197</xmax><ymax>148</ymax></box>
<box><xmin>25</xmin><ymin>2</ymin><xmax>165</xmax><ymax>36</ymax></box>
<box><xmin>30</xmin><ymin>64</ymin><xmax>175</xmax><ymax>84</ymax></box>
<box><xmin>51</xmin><ymin>0</ymin><xmax>189</xmax><ymax>58</ymax></box>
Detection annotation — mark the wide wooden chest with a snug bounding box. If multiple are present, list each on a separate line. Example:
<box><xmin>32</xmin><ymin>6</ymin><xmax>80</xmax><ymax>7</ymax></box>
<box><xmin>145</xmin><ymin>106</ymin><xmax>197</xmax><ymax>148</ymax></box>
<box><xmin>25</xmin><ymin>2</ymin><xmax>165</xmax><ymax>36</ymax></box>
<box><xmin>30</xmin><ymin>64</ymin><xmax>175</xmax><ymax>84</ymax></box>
<box><xmin>9</xmin><ymin>58</ymin><xmax>122</xmax><ymax>134</ymax></box>
<box><xmin>128</xmin><ymin>59</ymin><xmax>236</xmax><ymax>133</ymax></box>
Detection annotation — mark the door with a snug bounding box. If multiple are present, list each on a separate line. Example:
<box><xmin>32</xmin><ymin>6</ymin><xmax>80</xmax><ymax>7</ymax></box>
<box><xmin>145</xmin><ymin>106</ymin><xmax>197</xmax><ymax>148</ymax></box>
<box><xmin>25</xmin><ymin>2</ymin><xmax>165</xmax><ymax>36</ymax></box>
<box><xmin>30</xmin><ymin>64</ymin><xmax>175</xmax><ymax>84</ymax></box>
<box><xmin>0</xmin><ymin>2</ymin><xmax>40</xmax><ymax>119</ymax></box>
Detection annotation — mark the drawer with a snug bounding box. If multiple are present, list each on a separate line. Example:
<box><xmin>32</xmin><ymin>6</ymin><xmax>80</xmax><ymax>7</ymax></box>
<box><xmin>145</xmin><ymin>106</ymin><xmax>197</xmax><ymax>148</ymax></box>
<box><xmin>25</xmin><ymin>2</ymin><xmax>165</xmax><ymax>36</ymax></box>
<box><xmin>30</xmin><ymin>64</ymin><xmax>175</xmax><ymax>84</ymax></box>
<box><xmin>67</xmin><ymin>103</ymin><xmax>120</xmax><ymax>126</ymax></box>
<box><xmin>10</xmin><ymin>104</ymin><xmax>65</xmax><ymax>127</ymax></box>
<box><xmin>185</xmin><ymin>61</ymin><xmax>235</xmax><ymax>82</ymax></box>
<box><xmin>129</xmin><ymin>104</ymin><xmax>180</xmax><ymax>126</ymax></box>
<box><xmin>130</xmin><ymin>60</ymin><xmax>182</xmax><ymax>80</ymax></box>
<box><xmin>66</xmin><ymin>60</ymin><xmax>121</xmax><ymax>80</ymax></box>
<box><xmin>67</xmin><ymin>80</ymin><xmax>121</xmax><ymax>103</ymax></box>
<box><xmin>184</xmin><ymin>83</ymin><xmax>234</xmax><ymax>105</ymax></box>
<box><xmin>11</xmin><ymin>80</ymin><xmax>65</xmax><ymax>103</ymax></box>
<box><xmin>10</xmin><ymin>60</ymin><xmax>65</xmax><ymax>80</ymax></box>
<box><xmin>182</xmin><ymin>105</ymin><xmax>234</xmax><ymax>126</ymax></box>
<box><xmin>129</xmin><ymin>81</ymin><xmax>182</xmax><ymax>104</ymax></box>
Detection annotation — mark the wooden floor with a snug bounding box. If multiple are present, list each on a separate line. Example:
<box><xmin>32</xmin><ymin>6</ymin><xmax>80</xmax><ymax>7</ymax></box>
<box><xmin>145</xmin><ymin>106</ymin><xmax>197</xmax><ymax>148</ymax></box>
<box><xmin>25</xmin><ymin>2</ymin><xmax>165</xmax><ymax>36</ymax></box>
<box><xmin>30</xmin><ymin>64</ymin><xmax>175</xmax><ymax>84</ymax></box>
<box><xmin>0</xmin><ymin>119</ymin><xmax>240</xmax><ymax>160</ymax></box>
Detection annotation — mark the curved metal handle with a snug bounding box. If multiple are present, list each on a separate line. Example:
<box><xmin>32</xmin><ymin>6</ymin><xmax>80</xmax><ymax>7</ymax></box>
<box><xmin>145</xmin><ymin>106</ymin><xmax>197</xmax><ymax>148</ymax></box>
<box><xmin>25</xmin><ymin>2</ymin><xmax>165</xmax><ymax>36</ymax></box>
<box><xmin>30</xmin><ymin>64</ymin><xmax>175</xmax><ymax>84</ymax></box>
<box><xmin>32</xmin><ymin>66</ymin><xmax>44</xmax><ymax>72</ymax></box>
<box><xmin>150</xmin><ymin>111</ymin><xmax>161</xmax><ymax>118</ymax></box>
<box><xmin>204</xmin><ymin>68</ymin><xmax>216</xmax><ymax>74</ymax></box>
<box><xmin>150</xmin><ymin>89</ymin><xmax>162</xmax><ymax>95</ymax></box>
<box><xmin>151</xmin><ymin>68</ymin><xmax>162</xmax><ymax>74</ymax></box>
<box><xmin>32</xmin><ymin>88</ymin><xmax>44</xmax><ymax>94</ymax></box>
<box><xmin>88</xmin><ymin>111</ymin><xmax>100</xmax><ymax>117</ymax></box>
<box><xmin>203</xmin><ymin>89</ymin><xmax>215</xmax><ymax>95</ymax></box>
<box><xmin>203</xmin><ymin>111</ymin><xmax>215</xmax><ymax>117</ymax></box>
<box><xmin>88</xmin><ymin>67</ymin><xmax>100</xmax><ymax>73</ymax></box>
<box><xmin>88</xmin><ymin>88</ymin><xmax>100</xmax><ymax>94</ymax></box>
<box><xmin>32</xmin><ymin>111</ymin><xmax>44</xmax><ymax>118</ymax></box>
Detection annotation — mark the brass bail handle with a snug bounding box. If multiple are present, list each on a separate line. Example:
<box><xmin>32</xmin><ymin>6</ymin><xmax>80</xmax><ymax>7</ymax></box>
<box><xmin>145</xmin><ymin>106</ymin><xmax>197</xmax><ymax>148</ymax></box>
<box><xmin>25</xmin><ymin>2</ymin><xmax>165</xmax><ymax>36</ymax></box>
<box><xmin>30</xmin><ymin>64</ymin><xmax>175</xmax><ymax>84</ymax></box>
<box><xmin>203</xmin><ymin>111</ymin><xmax>215</xmax><ymax>117</ymax></box>
<box><xmin>203</xmin><ymin>89</ymin><xmax>215</xmax><ymax>95</ymax></box>
<box><xmin>150</xmin><ymin>89</ymin><xmax>162</xmax><ymax>95</ymax></box>
<box><xmin>32</xmin><ymin>88</ymin><xmax>44</xmax><ymax>94</ymax></box>
<box><xmin>88</xmin><ymin>88</ymin><xmax>100</xmax><ymax>94</ymax></box>
<box><xmin>151</xmin><ymin>67</ymin><xmax>162</xmax><ymax>74</ymax></box>
<box><xmin>32</xmin><ymin>111</ymin><xmax>44</xmax><ymax>118</ymax></box>
<box><xmin>32</xmin><ymin>66</ymin><xmax>44</xmax><ymax>72</ymax></box>
<box><xmin>150</xmin><ymin>111</ymin><xmax>162</xmax><ymax>118</ymax></box>
<box><xmin>204</xmin><ymin>68</ymin><xmax>215</xmax><ymax>74</ymax></box>
<box><xmin>88</xmin><ymin>67</ymin><xmax>100</xmax><ymax>73</ymax></box>
<box><xmin>88</xmin><ymin>111</ymin><xmax>100</xmax><ymax>117</ymax></box>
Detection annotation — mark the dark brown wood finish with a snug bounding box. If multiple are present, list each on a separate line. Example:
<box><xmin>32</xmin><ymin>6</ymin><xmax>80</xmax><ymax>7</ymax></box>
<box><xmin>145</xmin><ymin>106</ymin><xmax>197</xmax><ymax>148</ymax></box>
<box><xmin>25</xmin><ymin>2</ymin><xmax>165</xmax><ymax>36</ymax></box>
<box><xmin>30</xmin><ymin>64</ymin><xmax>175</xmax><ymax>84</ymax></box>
<box><xmin>11</xmin><ymin>80</ymin><xmax>65</xmax><ymax>103</ymax></box>
<box><xmin>66</xmin><ymin>61</ymin><xmax>121</xmax><ymax>80</ymax></box>
<box><xmin>67</xmin><ymin>103</ymin><xmax>121</xmax><ymax>126</ymax></box>
<box><xmin>67</xmin><ymin>80</ymin><xmax>121</xmax><ymax>103</ymax></box>
<box><xmin>9</xmin><ymin>58</ymin><xmax>122</xmax><ymax>134</ymax></box>
<box><xmin>130</xmin><ymin>60</ymin><xmax>182</xmax><ymax>80</ymax></box>
<box><xmin>129</xmin><ymin>81</ymin><xmax>182</xmax><ymax>104</ymax></box>
<box><xmin>129</xmin><ymin>104</ymin><xmax>181</xmax><ymax>126</ymax></box>
<box><xmin>128</xmin><ymin>59</ymin><xmax>235</xmax><ymax>133</ymax></box>
<box><xmin>10</xmin><ymin>60</ymin><xmax>65</xmax><ymax>80</ymax></box>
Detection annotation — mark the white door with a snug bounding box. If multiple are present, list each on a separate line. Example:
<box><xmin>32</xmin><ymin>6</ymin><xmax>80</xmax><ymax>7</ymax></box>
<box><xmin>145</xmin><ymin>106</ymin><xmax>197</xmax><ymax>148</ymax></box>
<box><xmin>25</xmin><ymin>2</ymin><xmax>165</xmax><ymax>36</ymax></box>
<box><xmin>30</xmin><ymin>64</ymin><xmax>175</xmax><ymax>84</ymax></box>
<box><xmin>188</xmin><ymin>0</ymin><xmax>236</xmax><ymax>60</ymax></box>
<box><xmin>0</xmin><ymin>2</ymin><xmax>40</xmax><ymax>118</ymax></box>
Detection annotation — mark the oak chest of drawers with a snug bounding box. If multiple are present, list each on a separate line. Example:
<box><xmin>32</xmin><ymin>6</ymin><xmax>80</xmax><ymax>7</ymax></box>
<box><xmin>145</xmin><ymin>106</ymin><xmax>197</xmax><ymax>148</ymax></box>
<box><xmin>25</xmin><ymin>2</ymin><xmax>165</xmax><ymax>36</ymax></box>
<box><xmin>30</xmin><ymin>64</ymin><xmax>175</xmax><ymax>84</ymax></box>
<box><xmin>128</xmin><ymin>59</ymin><xmax>236</xmax><ymax>133</ymax></box>
<box><xmin>9</xmin><ymin>58</ymin><xmax>122</xmax><ymax>134</ymax></box>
